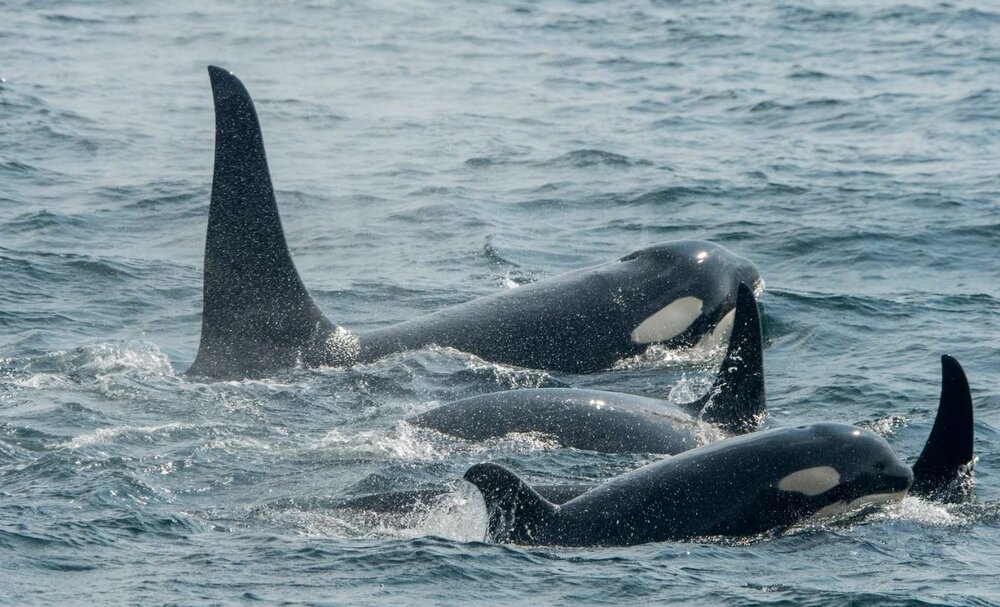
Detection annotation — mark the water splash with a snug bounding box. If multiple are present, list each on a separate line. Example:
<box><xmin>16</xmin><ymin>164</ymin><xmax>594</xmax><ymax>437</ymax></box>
<box><xmin>858</xmin><ymin>415</ymin><xmax>909</xmax><ymax>437</ymax></box>
<box><xmin>59</xmin><ymin>422</ymin><xmax>217</xmax><ymax>450</ymax></box>
<box><xmin>393</xmin><ymin>483</ymin><xmax>488</xmax><ymax>542</ymax></box>
<box><xmin>310</xmin><ymin>422</ymin><xmax>447</xmax><ymax>461</ymax></box>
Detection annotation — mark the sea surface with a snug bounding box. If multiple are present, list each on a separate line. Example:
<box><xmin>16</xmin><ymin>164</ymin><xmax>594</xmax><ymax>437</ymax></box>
<box><xmin>1</xmin><ymin>0</ymin><xmax>999</xmax><ymax>604</ymax></box>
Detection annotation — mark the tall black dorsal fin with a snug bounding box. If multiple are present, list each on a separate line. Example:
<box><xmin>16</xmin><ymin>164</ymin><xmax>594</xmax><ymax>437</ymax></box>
<box><xmin>464</xmin><ymin>463</ymin><xmax>558</xmax><ymax>544</ymax></box>
<box><xmin>186</xmin><ymin>66</ymin><xmax>338</xmax><ymax>380</ymax></box>
<box><xmin>684</xmin><ymin>282</ymin><xmax>766</xmax><ymax>434</ymax></box>
<box><xmin>911</xmin><ymin>355</ymin><xmax>975</xmax><ymax>500</ymax></box>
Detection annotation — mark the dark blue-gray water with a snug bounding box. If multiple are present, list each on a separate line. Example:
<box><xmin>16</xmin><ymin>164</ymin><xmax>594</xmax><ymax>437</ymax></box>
<box><xmin>2</xmin><ymin>1</ymin><xmax>999</xmax><ymax>604</ymax></box>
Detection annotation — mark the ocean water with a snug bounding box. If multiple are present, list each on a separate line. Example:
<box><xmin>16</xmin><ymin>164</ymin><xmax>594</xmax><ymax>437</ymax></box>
<box><xmin>1</xmin><ymin>0</ymin><xmax>999</xmax><ymax>604</ymax></box>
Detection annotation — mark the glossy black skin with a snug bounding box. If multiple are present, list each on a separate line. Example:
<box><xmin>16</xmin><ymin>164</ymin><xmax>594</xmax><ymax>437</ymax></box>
<box><xmin>357</xmin><ymin>240</ymin><xmax>760</xmax><ymax>374</ymax></box>
<box><xmin>409</xmin><ymin>281</ymin><xmax>766</xmax><ymax>454</ymax></box>
<box><xmin>188</xmin><ymin>67</ymin><xmax>338</xmax><ymax>379</ymax></box>
<box><xmin>412</xmin><ymin>389</ymin><xmax>704</xmax><ymax>454</ymax></box>
<box><xmin>465</xmin><ymin>423</ymin><xmax>913</xmax><ymax>547</ymax></box>
<box><xmin>352</xmin><ymin>357</ymin><xmax>972</xmax><ymax>529</ymax></box>
<box><xmin>186</xmin><ymin>67</ymin><xmax>760</xmax><ymax>379</ymax></box>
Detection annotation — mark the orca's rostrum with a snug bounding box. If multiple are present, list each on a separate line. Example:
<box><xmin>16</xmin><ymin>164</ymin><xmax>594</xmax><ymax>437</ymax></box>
<box><xmin>187</xmin><ymin>66</ymin><xmax>762</xmax><ymax>379</ymax></box>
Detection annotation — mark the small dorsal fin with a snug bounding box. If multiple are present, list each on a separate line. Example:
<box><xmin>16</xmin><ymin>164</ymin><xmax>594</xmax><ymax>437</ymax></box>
<box><xmin>911</xmin><ymin>355</ymin><xmax>975</xmax><ymax>500</ymax></box>
<box><xmin>684</xmin><ymin>282</ymin><xmax>766</xmax><ymax>434</ymax></box>
<box><xmin>186</xmin><ymin>66</ymin><xmax>337</xmax><ymax>380</ymax></box>
<box><xmin>464</xmin><ymin>463</ymin><xmax>558</xmax><ymax>544</ymax></box>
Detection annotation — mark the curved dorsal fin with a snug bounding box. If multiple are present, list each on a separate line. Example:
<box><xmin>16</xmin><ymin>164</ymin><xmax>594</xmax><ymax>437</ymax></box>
<box><xmin>464</xmin><ymin>463</ymin><xmax>558</xmax><ymax>544</ymax></box>
<box><xmin>186</xmin><ymin>66</ymin><xmax>336</xmax><ymax>379</ymax></box>
<box><xmin>911</xmin><ymin>355</ymin><xmax>975</xmax><ymax>501</ymax></box>
<box><xmin>685</xmin><ymin>282</ymin><xmax>766</xmax><ymax>434</ymax></box>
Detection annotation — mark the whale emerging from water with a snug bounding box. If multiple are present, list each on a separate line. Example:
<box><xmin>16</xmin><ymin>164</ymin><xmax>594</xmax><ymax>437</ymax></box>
<box><xmin>185</xmin><ymin>66</ymin><xmax>761</xmax><ymax>380</ymax></box>
<box><xmin>409</xmin><ymin>282</ymin><xmax>765</xmax><ymax>453</ymax></box>
<box><xmin>462</xmin><ymin>356</ymin><xmax>976</xmax><ymax>546</ymax></box>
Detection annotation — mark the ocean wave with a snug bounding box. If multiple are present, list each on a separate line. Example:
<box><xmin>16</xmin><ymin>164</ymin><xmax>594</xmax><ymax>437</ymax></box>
<box><xmin>58</xmin><ymin>422</ymin><xmax>215</xmax><ymax>450</ymax></box>
<box><xmin>5</xmin><ymin>340</ymin><xmax>174</xmax><ymax>380</ymax></box>
<box><xmin>543</xmin><ymin>149</ymin><xmax>653</xmax><ymax>168</ymax></box>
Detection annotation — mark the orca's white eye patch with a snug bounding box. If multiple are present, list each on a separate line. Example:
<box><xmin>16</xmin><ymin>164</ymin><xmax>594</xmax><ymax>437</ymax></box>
<box><xmin>778</xmin><ymin>466</ymin><xmax>841</xmax><ymax>496</ymax></box>
<box><xmin>631</xmin><ymin>297</ymin><xmax>703</xmax><ymax>344</ymax></box>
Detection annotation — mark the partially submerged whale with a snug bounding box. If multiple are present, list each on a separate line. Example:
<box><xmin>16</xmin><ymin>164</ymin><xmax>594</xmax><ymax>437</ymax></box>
<box><xmin>462</xmin><ymin>356</ymin><xmax>975</xmax><ymax>546</ymax></box>
<box><xmin>186</xmin><ymin>66</ymin><xmax>761</xmax><ymax>379</ymax></box>
<box><xmin>409</xmin><ymin>282</ymin><xmax>765</xmax><ymax>453</ymax></box>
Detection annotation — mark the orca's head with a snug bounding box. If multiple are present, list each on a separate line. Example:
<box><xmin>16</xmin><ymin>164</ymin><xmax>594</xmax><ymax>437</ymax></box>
<box><xmin>767</xmin><ymin>423</ymin><xmax>913</xmax><ymax>522</ymax></box>
<box><xmin>613</xmin><ymin>241</ymin><xmax>761</xmax><ymax>347</ymax></box>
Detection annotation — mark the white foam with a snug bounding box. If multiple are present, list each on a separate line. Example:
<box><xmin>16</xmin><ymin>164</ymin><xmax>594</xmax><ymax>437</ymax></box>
<box><xmin>861</xmin><ymin>415</ymin><xmax>908</xmax><ymax>437</ymax></box>
<box><xmin>614</xmin><ymin>335</ymin><xmax>725</xmax><ymax>371</ymax></box>
<box><xmin>311</xmin><ymin>422</ymin><xmax>446</xmax><ymax>461</ymax></box>
<box><xmin>59</xmin><ymin>422</ymin><xmax>212</xmax><ymax>449</ymax></box>
<box><xmin>869</xmin><ymin>496</ymin><xmax>963</xmax><ymax>527</ymax></box>
<box><xmin>89</xmin><ymin>341</ymin><xmax>174</xmax><ymax>376</ymax></box>
<box><xmin>257</xmin><ymin>506</ymin><xmax>363</xmax><ymax>538</ymax></box>
<box><xmin>459</xmin><ymin>350</ymin><xmax>554</xmax><ymax>390</ymax></box>
<box><xmin>311</xmin><ymin>421</ymin><xmax>563</xmax><ymax>463</ymax></box>
<box><xmin>200</xmin><ymin>436</ymin><xmax>272</xmax><ymax>453</ymax></box>
<box><xmin>255</xmin><ymin>484</ymin><xmax>490</xmax><ymax>542</ymax></box>
<box><xmin>500</xmin><ymin>273</ymin><xmax>521</xmax><ymax>289</ymax></box>
<box><xmin>8</xmin><ymin>373</ymin><xmax>66</xmax><ymax>389</ymax></box>
<box><xmin>393</xmin><ymin>483</ymin><xmax>489</xmax><ymax>542</ymax></box>
<box><xmin>668</xmin><ymin>372</ymin><xmax>714</xmax><ymax>404</ymax></box>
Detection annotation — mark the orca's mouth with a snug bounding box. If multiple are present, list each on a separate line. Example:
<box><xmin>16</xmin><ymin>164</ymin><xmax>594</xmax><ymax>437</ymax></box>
<box><xmin>809</xmin><ymin>490</ymin><xmax>909</xmax><ymax>521</ymax></box>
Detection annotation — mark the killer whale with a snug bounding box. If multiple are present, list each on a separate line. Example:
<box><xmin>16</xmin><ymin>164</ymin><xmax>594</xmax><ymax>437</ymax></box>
<box><xmin>463</xmin><ymin>356</ymin><xmax>976</xmax><ymax>546</ymax></box>
<box><xmin>338</xmin><ymin>356</ymin><xmax>973</xmax><ymax>519</ymax></box>
<box><xmin>409</xmin><ymin>282</ymin><xmax>765</xmax><ymax>453</ymax></box>
<box><xmin>186</xmin><ymin>66</ymin><xmax>761</xmax><ymax>380</ymax></box>
<box><xmin>466</xmin><ymin>424</ymin><xmax>914</xmax><ymax>546</ymax></box>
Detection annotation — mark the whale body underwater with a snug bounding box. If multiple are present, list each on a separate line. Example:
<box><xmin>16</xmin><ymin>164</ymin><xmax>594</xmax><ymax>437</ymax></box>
<box><xmin>410</xmin><ymin>282</ymin><xmax>765</xmax><ymax>453</ymax></box>
<box><xmin>185</xmin><ymin>66</ymin><xmax>761</xmax><ymax>380</ymax></box>
<box><xmin>461</xmin><ymin>356</ymin><xmax>976</xmax><ymax>546</ymax></box>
